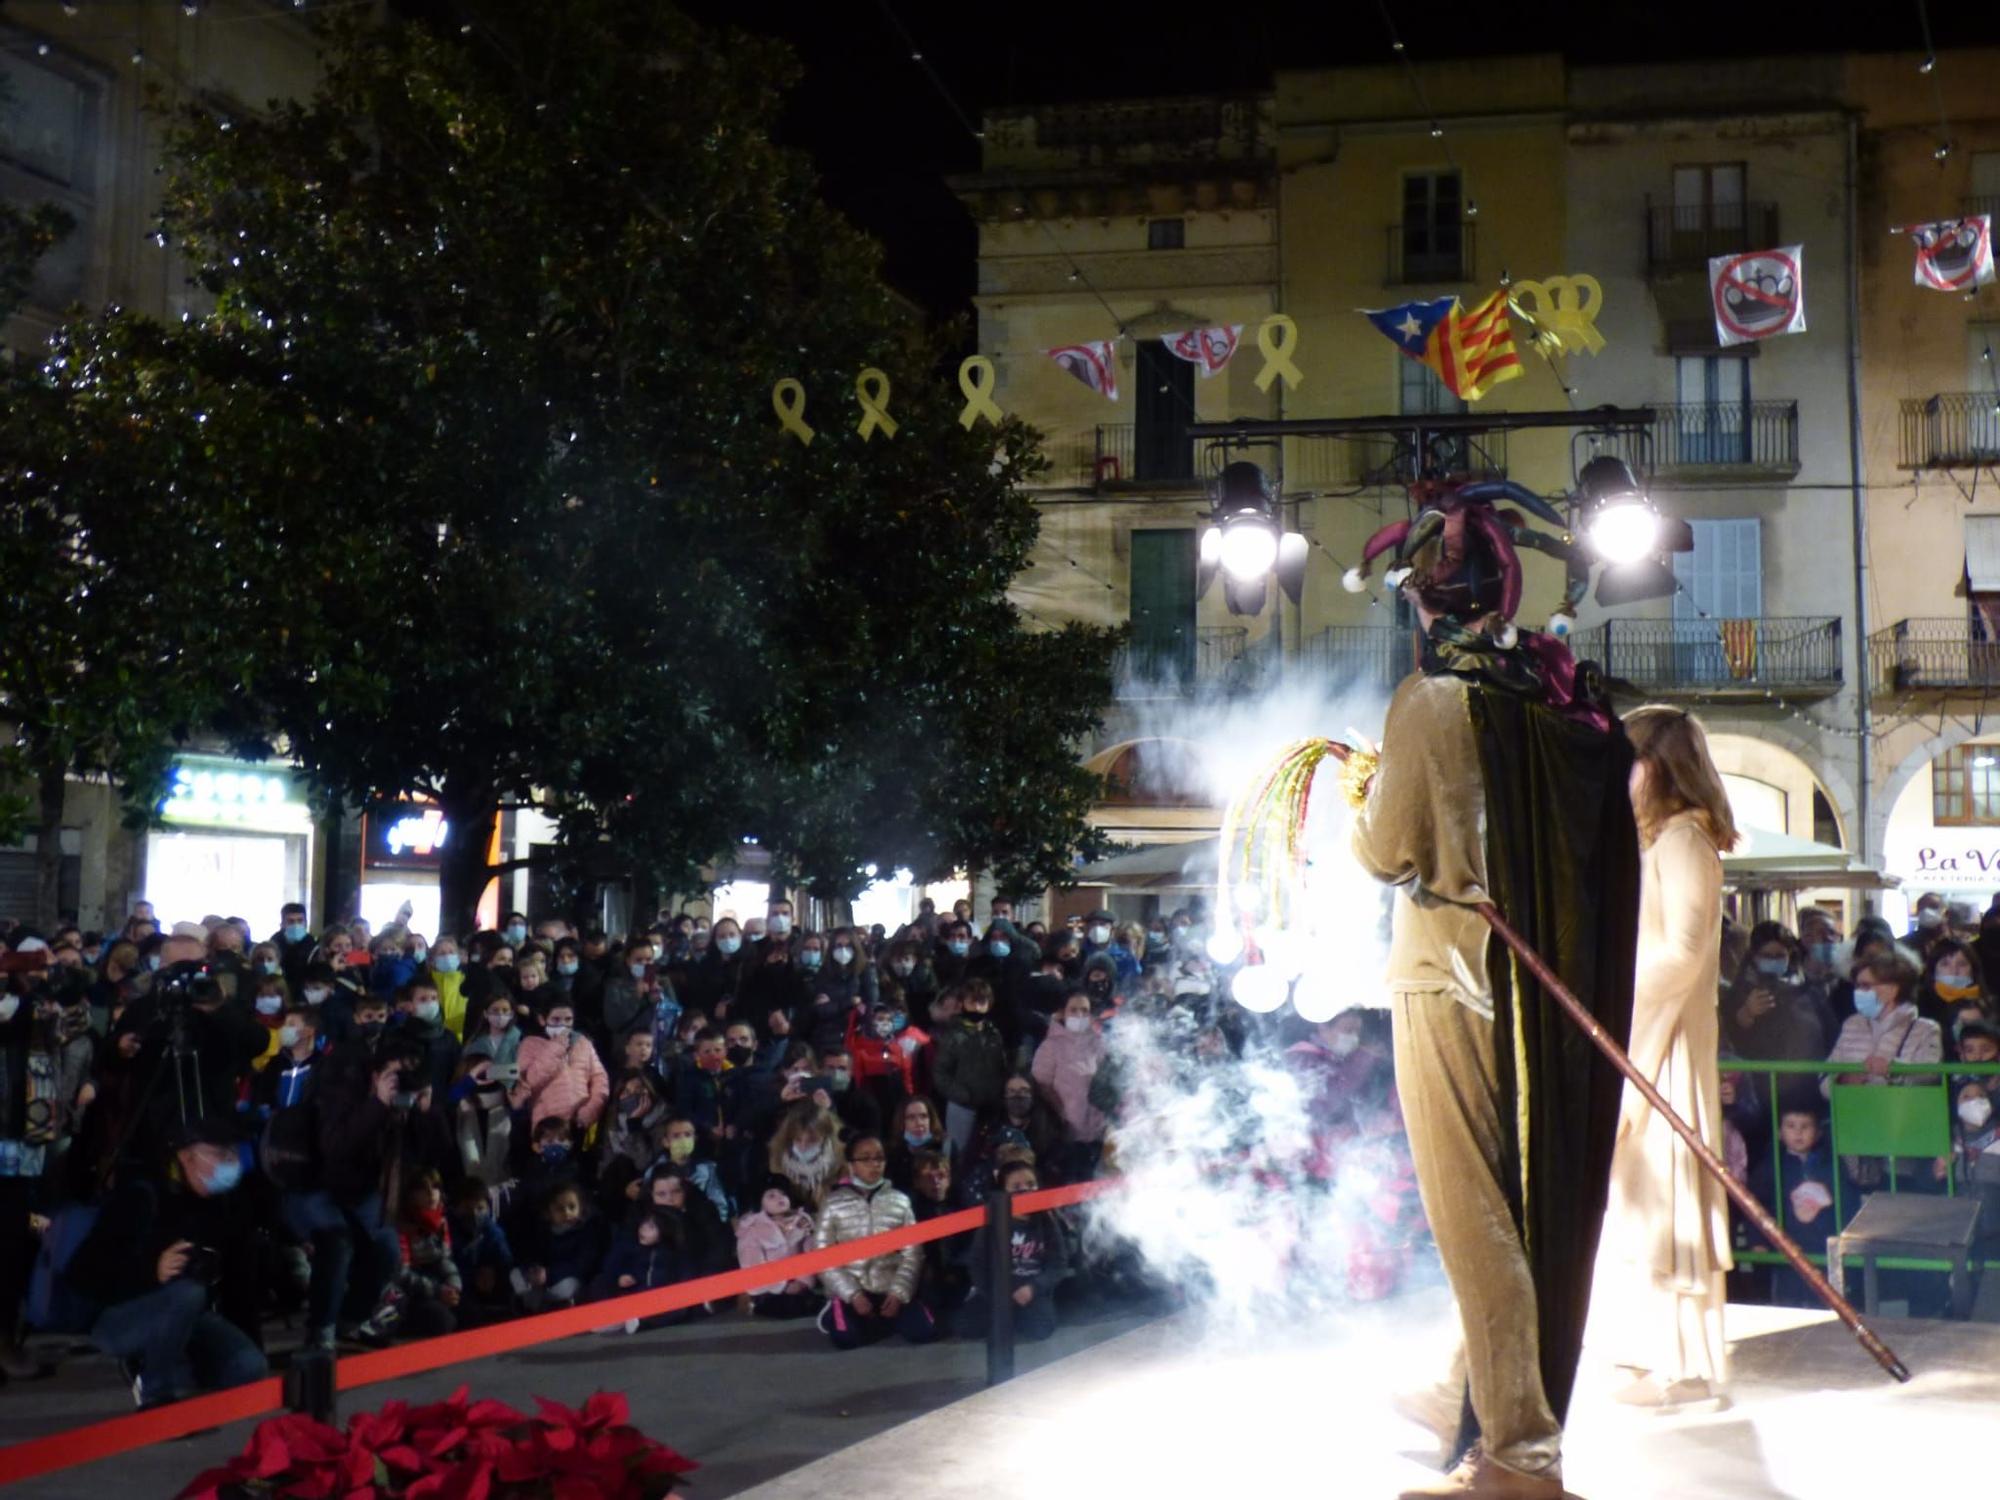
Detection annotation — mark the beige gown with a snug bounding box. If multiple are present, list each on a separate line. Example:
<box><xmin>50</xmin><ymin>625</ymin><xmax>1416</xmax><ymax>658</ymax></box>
<box><xmin>1596</xmin><ymin>808</ymin><xmax>1732</xmax><ymax>1386</ymax></box>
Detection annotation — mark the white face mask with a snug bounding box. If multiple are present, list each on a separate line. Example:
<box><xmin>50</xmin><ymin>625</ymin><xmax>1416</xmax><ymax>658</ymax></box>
<box><xmin>1918</xmin><ymin>908</ymin><xmax>1943</xmax><ymax>928</ymax></box>
<box><xmin>278</xmin><ymin>1024</ymin><xmax>303</xmax><ymax>1048</ymax></box>
<box><xmin>414</xmin><ymin>999</ymin><xmax>441</xmax><ymax>1023</ymax></box>
<box><xmin>303</xmin><ymin>986</ymin><xmax>331</xmax><ymax>1004</ymax></box>
<box><xmin>832</xmin><ymin>946</ymin><xmax>854</xmax><ymax>965</ymax></box>
<box><xmin>1064</xmin><ymin>1015</ymin><xmax>1091</xmax><ymax>1034</ymax></box>
<box><xmin>545</xmin><ymin>1024</ymin><xmax>571</xmax><ymax>1042</ymax></box>
<box><xmin>255</xmin><ymin>994</ymin><xmax>284</xmax><ymax>1016</ymax></box>
<box><xmin>1089</xmin><ymin>925</ymin><xmax>1111</xmax><ymax>945</ymax></box>
<box><xmin>769</xmin><ymin>915</ymin><xmax>792</xmax><ymax>937</ymax></box>
<box><xmin>0</xmin><ymin>997</ymin><xmax>18</xmax><ymax>1023</ymax></box>
<box><xmin>1330</xmin><ymin>1031</ymin><xmax>1361</xmax><ymax>1057</ymax></box>
<box><xmin>1962</xmin><ymin>1095</ymin><xmax>1994</xmax><ymax>1130</ymax></box>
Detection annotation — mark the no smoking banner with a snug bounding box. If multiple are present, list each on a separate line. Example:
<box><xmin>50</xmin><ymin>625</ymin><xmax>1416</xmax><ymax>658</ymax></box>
<box><xmin>1708</xmin><ymin>244</ymin><xmax>1806</xmax><ymax>348</ymax></box>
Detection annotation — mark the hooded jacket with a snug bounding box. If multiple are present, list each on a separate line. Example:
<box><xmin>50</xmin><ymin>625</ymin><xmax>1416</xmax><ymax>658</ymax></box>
<box><xmin>509</xmin><ymin>1031</ymin><xmax>610</xmax><ymax>1129</ymax></box>
<box><xmin>1031</xmin><ymin>1023</ymin><xmax>1107</xmax><ymax>1142</ymax></box>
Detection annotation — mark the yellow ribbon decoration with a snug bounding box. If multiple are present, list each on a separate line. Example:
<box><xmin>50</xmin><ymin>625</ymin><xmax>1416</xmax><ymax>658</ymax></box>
<box><xmin>957</xmin><ymin>355</ymin><xmax>1003</xmax><ymax>430</ymax></box>
<box><xmin>1253</xmin><ymin>314</ymin><xmax>1303</xmax><ymax>392</ymax></box>
<box><xmin>1507</xmin><ymin>275</ymin><xmax>1606</xmax><ymax>357</ymax></box>
<box><xmin>771</xmin><ymin>378</ymin><xmax>815</xmax><ymax>446</ymax></box>
<box><xmin>854</xmin><ymin>367</ymin><xmax>899</xmax><ymax>441</ymax></box>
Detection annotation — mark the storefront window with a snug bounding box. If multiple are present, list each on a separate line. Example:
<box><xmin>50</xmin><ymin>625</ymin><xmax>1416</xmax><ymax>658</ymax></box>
<box><xmin>1932</xmin><ymin>745</ymin><xmax>2000</xmax><ymax>826</ymax></box>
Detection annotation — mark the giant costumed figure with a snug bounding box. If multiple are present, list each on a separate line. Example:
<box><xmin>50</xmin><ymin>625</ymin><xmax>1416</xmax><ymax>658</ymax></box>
<box><xmin>1340</xmin><ymin>480</ymin><xmax>1638</xmax><ymax>1500</ymax></box>
<box><xmin>1213</xmin><ymin>471</ymin><xmax>1907</xmax><ymax>1498</ymax></box>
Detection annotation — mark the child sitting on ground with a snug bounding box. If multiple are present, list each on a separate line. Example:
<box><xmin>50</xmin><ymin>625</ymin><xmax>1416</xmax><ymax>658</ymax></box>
<box><xmin>957</xmin><ymin>1158</ymin><xmax>1070</xmax><ymax>1343</ymax></box>
<box><xmin>590</xmin><ymin>1210</ymin><xmax>693</xmax><ymax>1332</ymax></box>
<box><xmin>511</xmin><ymin>1183</ymin><xmax>607</xmax><ymax>1313</ymax></box>
<box><xmin>448</xmin><ymin>1179</ymin><xmax>515</xmax><ymax>1324</ymax></box>
<box><xmin>735</xmin><ymin>1180</ymin><xmax>819</xmax><ymax>1318</ymax></box>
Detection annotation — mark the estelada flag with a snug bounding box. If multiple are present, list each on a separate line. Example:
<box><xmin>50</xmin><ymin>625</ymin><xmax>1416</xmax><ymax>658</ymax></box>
<box><xmin>1047</xmin><ymin>340</ymin><xmax>1120</xmax><ymax>401</ymax></box>
<box><xmin>1159</xmin><ymin>325</ymin><xmax>1243</xmax><ymax>377</ymax></box>
<box><xmin>1907</xmin><ymin>216</ymin><xmax>1995</xmax><ymax>292</ymax></box>
<box><xmin>1362</xmin><ymin>291</ymin><xmax>1522</xmax><ymax>401</ymax></box>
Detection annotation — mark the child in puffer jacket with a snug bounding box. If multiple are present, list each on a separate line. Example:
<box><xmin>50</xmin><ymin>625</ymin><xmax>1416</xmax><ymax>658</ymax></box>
<box><xmin>735</xmin><ymin>1179</ymin><xmax>819</xmax><ymax>1318</ymax></box>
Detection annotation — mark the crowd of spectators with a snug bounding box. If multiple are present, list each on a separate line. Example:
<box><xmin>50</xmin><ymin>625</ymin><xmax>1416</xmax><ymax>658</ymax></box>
<box><xmin>0</xmin><ymin>893</ymin><xmax>1413</xmax><ymax>1408</ymax></box>
<box><xmin>1719</xmin><ymin>893</ymin><xmax>2000</xmax><ymax>1309</ymax></box>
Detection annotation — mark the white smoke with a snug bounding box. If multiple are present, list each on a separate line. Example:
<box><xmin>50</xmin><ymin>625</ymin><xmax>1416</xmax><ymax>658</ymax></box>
<box><xmin>1080</xmin><ymin>669</ymin><xmax>1448</xmax><ymax>1336</ymax></box>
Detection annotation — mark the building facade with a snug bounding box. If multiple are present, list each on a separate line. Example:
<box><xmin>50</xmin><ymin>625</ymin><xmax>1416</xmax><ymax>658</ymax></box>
<box><xmin>967</xmin><ymin>50</ymin><xmax>2000</xmax><ymax>922</ymax></box>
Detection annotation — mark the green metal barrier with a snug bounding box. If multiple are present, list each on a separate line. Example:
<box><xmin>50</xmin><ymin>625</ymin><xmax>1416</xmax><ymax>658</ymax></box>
<box><xmin>1719</xmin><ymin>1057</ymin><xmax>2000</xmax><ymax>1279</ymax></box>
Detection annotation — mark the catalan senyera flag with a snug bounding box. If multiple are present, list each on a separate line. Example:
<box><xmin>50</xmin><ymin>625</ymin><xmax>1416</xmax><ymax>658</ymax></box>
<box><xmin>1363</xmin><ymin>290</ymin><xmax>1523</xmax><ymax>401</ymax></box>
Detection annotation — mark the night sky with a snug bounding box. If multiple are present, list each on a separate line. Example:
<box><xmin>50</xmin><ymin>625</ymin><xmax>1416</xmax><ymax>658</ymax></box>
<box><xmin>684</xmin><ymin>0</ymin><xmax>2000</xmax><ymax>321</ymax></box>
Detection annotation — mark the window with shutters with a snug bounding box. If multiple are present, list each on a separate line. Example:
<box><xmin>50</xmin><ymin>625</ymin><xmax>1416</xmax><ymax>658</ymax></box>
<box><xmin>1670</xmin><ymin>519</ymin><xmax>1760</xmax><ymax>683</ymax></box>
<box><xmin>1673</xmin><ymin>355</ymin><xmax>1751</xmax><ymax>464</ymax></box>
<box><xmin>1400</xmin><ymin>172</ymin><xmax>1463</xmax><ymax>281</ymax></box>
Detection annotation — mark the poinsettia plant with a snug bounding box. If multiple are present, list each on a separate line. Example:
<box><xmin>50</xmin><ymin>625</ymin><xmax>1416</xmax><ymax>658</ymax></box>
<box><xmin>177</xmin><ymin>1387</ymin><xmax>696</xmax><ymax>1500</ymax></box>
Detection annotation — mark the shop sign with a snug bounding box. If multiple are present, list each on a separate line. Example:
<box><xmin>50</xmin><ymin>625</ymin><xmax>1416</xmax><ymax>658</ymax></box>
<box><xmin>160</xmin><ymin>758</ymin><xmax>311</xmax><ymax>835</ymax></box>
<box><xmin>366</xmin><ymin>802</ymin><xmax>452</xmax><ymax>869</ymax></box>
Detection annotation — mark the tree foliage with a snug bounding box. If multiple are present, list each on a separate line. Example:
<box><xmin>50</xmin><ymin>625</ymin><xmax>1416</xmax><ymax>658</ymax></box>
<box><xmin>156</xmin><ymin>0</ymin><xmax>1113</xmax><ymax>925</ymax></box>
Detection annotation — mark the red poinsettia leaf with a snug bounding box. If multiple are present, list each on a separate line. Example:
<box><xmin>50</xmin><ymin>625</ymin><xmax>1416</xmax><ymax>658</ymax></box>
<box><xmin>637</xmin><ymin>1445</ymin><xmax>701</xmax><ymax>1477</ymax></box>
<box><xmin>380</xmin><ymin>1443</ymin><xmax>427</xmax><ymax>1472</ymax></box>
<box><xmin>551</xmin><ymin>1477</ymin><xmax>610</xmax><ymax>1500</ymax></box>
<box><xmin>246</xmin><ymin>1423</ymin><xmax>294</xmax><ymax>1479</ymax></box>
<box><xmin>534</xmin><ymin>1395</ymin><xmax>582</xmax><ymax>1428</ymax></box>
<box><xmin>277</xmin><ymin>1416</ymin><xmax>350</xmax><ymax>1466</ymax></box>
<box><xmin>464</xmin><ymin>1399</ymin><xmax>524</xmax><ymax>1429</ymax></box>
<box><xmin>402</xmin><ymin>1472</ymin><xmax>448</xmax><ymax>1500</ymax></box>
<box><xmin>495</xmin><ymin>1444</ymin><xmax>549</xmax><ymax>1483</ymax></box>
<box><xmin>541</xmin><ymin>1424</ymin><xmax>578</xmax><ymax>1453</ymax></box>
<box><xmin>339</xmin><ymin>1446</ymin><xmax>374</xmax><ymax>1490</ymax></box>
<box><xmin>579</xmin><ymin>1391</ymin><xmax>629</xmax><ymax>1431</ymax></box>
<box><xmin>420</xmin><ymin>1424</ymin><xmax>469</xmax><ymax>1458</ymax></box>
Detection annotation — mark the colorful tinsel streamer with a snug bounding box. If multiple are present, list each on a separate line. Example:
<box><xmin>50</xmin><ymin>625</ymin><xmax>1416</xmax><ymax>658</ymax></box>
<box><xmin>1216</xmin><ymin>738</ymin><xmax>1340</xmax><ymax>937</ymax></box>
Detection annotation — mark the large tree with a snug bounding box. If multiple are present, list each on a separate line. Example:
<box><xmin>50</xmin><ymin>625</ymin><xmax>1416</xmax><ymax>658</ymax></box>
<box><xmin>161</xmin><ymin>0</ymin><xmax>1112</xmax><ymax>929</ymax></box>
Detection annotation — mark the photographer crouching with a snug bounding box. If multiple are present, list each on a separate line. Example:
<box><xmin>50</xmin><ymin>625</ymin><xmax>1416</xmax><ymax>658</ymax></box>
<box><xmin>65</xmin><ymin>1117</ymin><xmax>268</xmax><ymax>1408</ymax></box>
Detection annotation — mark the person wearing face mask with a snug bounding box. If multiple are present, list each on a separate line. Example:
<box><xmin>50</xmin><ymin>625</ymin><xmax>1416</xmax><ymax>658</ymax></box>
<box><xmin>593</xmin><ymin>1069</ymin><xmax>671</xmax><ymax>1209</ymax></box>
<box><xmin>509</xmin><ymin>1002</ymin><xmax>609</xmax><ymax>1134</ymax></box>
<box><xmin>1918</xmin><ymin>939</ymin><xmax>1990</xmax><ymax>1056</ymax></box>
<box><xmin>848</xmin><ymin>1001</ymin><xmax>925</xmax><ymax>1124</ymax></box>
<box><xmin>813</xmin><ymin>1134</ymin><xmax>935</xmax><ymax>1349</ymax></box>
<box><xmin>768</xmin><ymin>1101</ymin><xmax>847</xmax><ymax>1211</ymax></box>
<box><xmin>253</xmin><ymin>1005</ymin><xmax>323</xmax><ymax>1115</ymax></box>
<box><xmin>932</xmin><ymin>981</ymin><xmax>1009</xmax><ymax>1156</ymax></box>
<box><xmin>766</xmin><ymin>899</ymin><xmax>798</xmax><ymax>949</ymax></box>
<box><xmin>602</xmin><ymin>936</ymin><xmax>680</xmax><ymax>1061</ymax></box>
<box><xmin>1827</xmin><ymin>950</ymin><xmax>1942</xmax><ymax>1089</ymax></box>
<box><xmin>1031</xmin><ymin>990</ymin><xmax>1107</xmax><ymax>1183</ymax></box>
<box><xmin>1079</xmin><ymin>909</ymin><xmax>1118</xmax><ymax>963</ymax></box>
<box><xmin>679</xmin><ymin>917</ymin><xmax>746</xmax><ymax>1017</ymax></box>
<box><xmin>880</xmin><ymin>937</ymin><xmax>939</xmax><ymax>1030</ymax></box>
<box><xmin>67</xmin><ymin>1119</ymin><xmax>269</xmax><ymax>1407</ymax></box>
<box><xmin>885</xmin><ymin>1096</ymin><xmax>947</xmax><ymax>1192</ymax></box>
<box><xmin>957</xmin><ymin>1158</ymin><xmax>1070</xmax><ymax>1344</ymax></box>
<box><xmin>455</xmin><ymin>997</ymin><xmax>523</xmax><ymax>1186</ymax></box>
<box><xmin>931</xmin><ymin>921</ymin><xmax>976</xmax><ymax>988</ymax></box>
<box><xmin>391</xmin><ymin>980</ymin><xmax>462</xmax><ymax>1113</ymax></box>
<box><xmin>269</xmin><ymin>902</ymin><xmax>317</xmax><ymax>989</ymax></box>
<box><xmin>1905</xmin><ymin>893</ymin><xmax>1948</xmax><ymax>953</ymax></box>
<box><xmin>1723</xmin><ymin>922</ymin><xmax>1834</xmax><ymax>1063</ymax></box>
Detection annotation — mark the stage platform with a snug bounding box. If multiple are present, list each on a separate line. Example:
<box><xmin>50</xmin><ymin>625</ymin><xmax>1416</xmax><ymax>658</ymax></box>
<box><xmin>736</xmin><ymin>1300</ymin><xmax>2000</xmax><ymax>1499</ymax></box>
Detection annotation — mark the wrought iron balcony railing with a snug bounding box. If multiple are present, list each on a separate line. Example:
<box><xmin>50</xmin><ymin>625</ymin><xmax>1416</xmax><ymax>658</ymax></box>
<box><xmin>1299</xmin><ymin>625</ymin><xmax>1419</xmax><ymax>695</ymax></box>
<box><xmin>1113</xmin><ymin>626</ymin><xmax>1251</xmax><ymax>700</ymax></box>
<box><xmin>1576</xmin><ymin>616</ymin><xmax>1842</xmax><ymax>698</ymax></box>
<box><xmin>1092</xmin><ymin>424</ymin><xmax>1203</xmax><ymax>489</ymax></box>
<box><xmin>1871</xmin><ymin>618</ymin><xmax>2000</xmax><ymax>692</ymax></box>
<box><xmin>1644</xmin><ymin>199</ymin><xmax>1781</xmax><ymax>273</ymax></box>
<box><xmin>1898</xmin><ymin>393</ymin><xmax>2000</xmax><ymax>469</ymax></box>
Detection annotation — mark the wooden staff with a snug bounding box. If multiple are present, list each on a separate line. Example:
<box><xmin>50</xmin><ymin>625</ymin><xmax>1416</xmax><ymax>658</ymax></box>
<box><xmin>1474</xmin><ymin>900</ymin><xmax>1910</xmax><ymax>1384</ymax></box>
